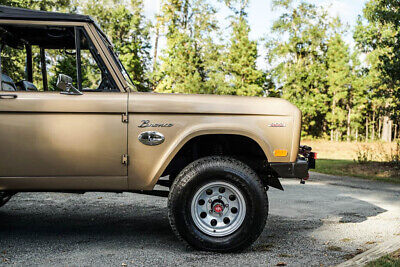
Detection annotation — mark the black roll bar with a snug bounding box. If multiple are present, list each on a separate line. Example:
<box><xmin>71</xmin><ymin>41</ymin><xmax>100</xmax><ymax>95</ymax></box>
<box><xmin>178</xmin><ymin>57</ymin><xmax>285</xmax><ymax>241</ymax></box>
<box><xmin>40</xmin><ymin>47</ymin><xmax>48</xmax><ymax>91</ymax></box>
<box><xmin>74</xmin><ymin>27</ymin><xmax>82</xmax><ymax>91</ymax></box>
<box><xmin>25</xmin><ymin>44</ymin><xmax>33</xmax><ymax>82</ymax></box>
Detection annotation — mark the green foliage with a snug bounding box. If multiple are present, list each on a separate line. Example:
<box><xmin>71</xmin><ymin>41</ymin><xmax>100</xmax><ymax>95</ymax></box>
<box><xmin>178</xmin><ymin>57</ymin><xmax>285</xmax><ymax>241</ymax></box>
<box><xmin>267</xmin><ymin>1</ymin><xmax>332</xmax><ymax>137</ymax></box>
<box><xmin>154</xmin><ymin>0</ymin><xmax>220</xmax><ymax>94</ymax></box>
<box><xmin>354</xmin><ymin>0</ymin><xmax>399</xmax><ymax>141</ymax></box>
<box><xmin>155</xmin><ymin>0</ymin><xmax>263</xmax><ymax>96</ymax></box>
<box><xmin>82</xmin><ymin>0</ymin><xmax>151</xmax><ymax>92</ymax></box>
<box><xmin>223</xmin><ymin>17</ymin><xmax>264</xmax><ymax>96</ymax></box>
<box><xmin>0</xmin><ymin>0</ymin><xmax>72</xmax><ymax>88</ymax></box>
<box><xmin>326</xmin><ymin>31</ymin><xmax>354</xmax><ymax>140</ymax></box>
<box><xmin>0</xmin><ymin>0</ymin><xmax>399</xmax><ymax>142</ymax></box>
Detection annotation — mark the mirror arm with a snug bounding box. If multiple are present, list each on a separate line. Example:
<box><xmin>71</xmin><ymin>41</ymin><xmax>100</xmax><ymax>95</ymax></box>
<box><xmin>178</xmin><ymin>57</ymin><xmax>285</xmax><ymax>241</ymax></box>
<box><xmin>60</xmin><ymin>83</ymin><xmax>82</xmax><ymax>95</ymax></box>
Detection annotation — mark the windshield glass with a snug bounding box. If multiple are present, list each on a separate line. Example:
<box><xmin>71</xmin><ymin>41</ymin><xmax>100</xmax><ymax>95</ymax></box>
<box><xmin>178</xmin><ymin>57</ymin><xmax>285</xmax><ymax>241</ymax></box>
<box><xmin>97</xmin><ymin>28</ymin><xmax>135</xmax><ymax>91</ymax></box>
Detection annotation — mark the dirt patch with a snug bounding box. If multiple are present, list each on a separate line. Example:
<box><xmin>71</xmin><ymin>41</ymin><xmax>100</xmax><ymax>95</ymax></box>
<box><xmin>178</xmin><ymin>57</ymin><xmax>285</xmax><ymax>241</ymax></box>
<box><xmin>327</xmin><ymin>245</ymin><xmax>342</xmax><ymax>252</ymax></box>
<box><xmin>392</xmin><ymin>249</ymin><xmax>400</xmax><ymax>259</ymax></box>
<box><xmin>346</xmin><ymin>162</ymin><xmax>400</xmax><ymax>179</ymax></box>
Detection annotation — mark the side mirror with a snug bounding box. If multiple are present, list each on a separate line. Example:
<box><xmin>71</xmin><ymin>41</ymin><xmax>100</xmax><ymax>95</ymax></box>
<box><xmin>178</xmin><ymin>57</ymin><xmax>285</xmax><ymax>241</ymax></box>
<box><xmin>56</xmin><ymin>74</ymin><xmax>82</xmax><ymax>95</ymax></box>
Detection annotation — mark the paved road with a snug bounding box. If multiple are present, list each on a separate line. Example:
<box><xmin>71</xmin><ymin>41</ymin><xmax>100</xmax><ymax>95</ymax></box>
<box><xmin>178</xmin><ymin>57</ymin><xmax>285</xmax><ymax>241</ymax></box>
<box><xmin>1</xmin><ymin>173</ymin><xmax>400</xmax><ymax>266</ymax></box>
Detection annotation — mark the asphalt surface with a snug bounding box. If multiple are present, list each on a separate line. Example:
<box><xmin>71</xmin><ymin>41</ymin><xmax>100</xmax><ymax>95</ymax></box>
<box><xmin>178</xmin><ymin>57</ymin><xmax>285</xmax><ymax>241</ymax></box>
<box><xmin>1</xmin><ymin>173</ymin><xmax>400</xmax><ymax>266</ymax></box>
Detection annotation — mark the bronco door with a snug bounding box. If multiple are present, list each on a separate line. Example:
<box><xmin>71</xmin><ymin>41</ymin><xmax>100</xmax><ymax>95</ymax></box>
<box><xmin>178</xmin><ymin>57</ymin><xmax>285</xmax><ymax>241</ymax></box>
<box><xmin>0</xmin><ymin>22</ymin><xmax>128</xmax><ymax>190</ymax></box>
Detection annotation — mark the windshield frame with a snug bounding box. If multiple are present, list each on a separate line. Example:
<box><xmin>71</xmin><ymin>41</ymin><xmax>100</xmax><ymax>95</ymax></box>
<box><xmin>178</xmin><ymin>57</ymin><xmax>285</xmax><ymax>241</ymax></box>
<box><xmin>95</xmin><ymin>26</ymin><xmax>136</xmax><ymax>92</ymax></box>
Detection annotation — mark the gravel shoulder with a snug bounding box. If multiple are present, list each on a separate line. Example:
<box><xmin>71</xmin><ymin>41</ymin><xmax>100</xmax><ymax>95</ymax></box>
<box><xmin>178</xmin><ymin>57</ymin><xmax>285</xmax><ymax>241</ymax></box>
<box><xmin>1</xmin><ymin>173</ymin><xmax>400</xmax><ymax>266</ymax></box>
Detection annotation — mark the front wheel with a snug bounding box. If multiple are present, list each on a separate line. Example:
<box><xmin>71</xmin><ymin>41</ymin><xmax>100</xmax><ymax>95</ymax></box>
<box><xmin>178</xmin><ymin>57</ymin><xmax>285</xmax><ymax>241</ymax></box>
<box><xmin>0</xmin><ymin>192</ymin><xmax>15</xmax><ymax>208</ymax></box>
<box><xmin>168</xmin><ymin>156</ymin><xmax>268</xmax><ymax>252</ymax></box>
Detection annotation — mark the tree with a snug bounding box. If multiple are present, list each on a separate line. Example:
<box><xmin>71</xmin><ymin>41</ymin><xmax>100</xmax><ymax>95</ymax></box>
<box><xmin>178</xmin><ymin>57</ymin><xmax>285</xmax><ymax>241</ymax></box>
<box><xmin>267</xmin><ymin>0</ymin><xmax>331</xmax><ymax>137</ymax></box>
<box><xmin>82</xmin><ymin>0</ymin><xmax>151</xmax><ymax>92</ymax></box>
<box><xmin>354</xmin><ymin>0</ymin><xmax>399</xmax><ymax>141</ymax></box>
<box><xmin>325</xmin><ymin>30</ymin><xmax>352</xmax><ymax>141</ymax></box>
<box><xmin>154</xmin><ymin>0</ymin><xmax>219</xmax><ymax>94</ymax></box>
<box><xmin>222</xmin><ymin>0</ymin><xmax>264</xmax><ymax>96</ymax></box>
<box><xmin>0</xmin><ymin>0</ymin><xmax>72</xmax><ymax>89</ymax></box>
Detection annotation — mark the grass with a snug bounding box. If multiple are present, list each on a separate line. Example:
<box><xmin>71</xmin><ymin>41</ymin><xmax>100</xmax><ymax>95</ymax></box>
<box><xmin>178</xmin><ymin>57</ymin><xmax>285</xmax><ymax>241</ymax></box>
<box><xmin>365</xmin><ymin>249</ymin><xmax>400</xmax><ymax>267</ymax></box>
<box><xmin>301</xmin><ymin>140</ymin><xmax>400</xmax><ymax>184</ymax></box>
<box><xmin>303</xmin><ymin>140</ymin><xmax>398</xmax><ymax>161</ymax></box>
<box><xmin>314</xmin><ymin>159</ymin><xmax>400</xmax><ymax>184</ymax></box>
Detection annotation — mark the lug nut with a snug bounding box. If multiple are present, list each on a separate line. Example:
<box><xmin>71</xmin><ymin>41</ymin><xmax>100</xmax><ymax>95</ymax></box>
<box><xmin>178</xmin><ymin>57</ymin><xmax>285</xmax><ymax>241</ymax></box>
<box><xmin>208</xmin><ymin>199</ymin><xmax>212</xmax><ymax>203</ymax></box>
<box><xmin>225</xmin><ymin>204</ymin><xmax>229</xmax><ymax>208</ymax></box>
<box><xmin>218</xmin><ymin>195</ymin><xmax>222</xmax><ymax>199</ymax></box>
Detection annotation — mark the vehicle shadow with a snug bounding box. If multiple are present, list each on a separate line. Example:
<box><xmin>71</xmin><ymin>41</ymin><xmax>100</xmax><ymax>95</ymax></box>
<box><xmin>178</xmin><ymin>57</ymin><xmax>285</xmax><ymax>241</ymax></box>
<box><xmin>0</xmin><ymin>195</ymin><xmax>180</xmax><ymax>250</ymax></box>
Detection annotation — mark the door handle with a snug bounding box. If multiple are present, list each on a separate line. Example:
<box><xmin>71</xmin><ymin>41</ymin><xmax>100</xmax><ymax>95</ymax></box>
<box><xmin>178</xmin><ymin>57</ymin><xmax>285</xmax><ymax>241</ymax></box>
<box><xmin>0</xmin><ymin>94</ymin><xmax>17</xmax><ymax>99</ymax></box>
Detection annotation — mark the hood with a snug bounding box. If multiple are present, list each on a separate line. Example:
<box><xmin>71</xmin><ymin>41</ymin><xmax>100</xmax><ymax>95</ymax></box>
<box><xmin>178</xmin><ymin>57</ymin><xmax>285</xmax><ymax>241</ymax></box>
<box><xmin>130</xmin><ymin>92</ymin><xmax>299</xmax><ymax>116</ymax></box>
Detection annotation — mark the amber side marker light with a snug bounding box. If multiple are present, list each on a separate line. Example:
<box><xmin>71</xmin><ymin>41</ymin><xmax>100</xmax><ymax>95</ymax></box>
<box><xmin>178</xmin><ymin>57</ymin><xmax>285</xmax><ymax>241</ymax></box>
<box><xmin>274</xmin><ymin>149</ymin><xmax>288</xmax><ymax>157</ymax></box>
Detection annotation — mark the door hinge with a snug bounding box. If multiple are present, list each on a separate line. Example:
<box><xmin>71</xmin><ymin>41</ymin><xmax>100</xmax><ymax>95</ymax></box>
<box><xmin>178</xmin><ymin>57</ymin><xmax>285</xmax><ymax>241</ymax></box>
<box><xmin>122</xmin><ymin>154</ymin><xmax>129</xmax><ymax>165</ymax></box>
<box><xmin>122</xmin><ymin>113</ymin><xmax>129</xmax><ymax>123</ymax></box>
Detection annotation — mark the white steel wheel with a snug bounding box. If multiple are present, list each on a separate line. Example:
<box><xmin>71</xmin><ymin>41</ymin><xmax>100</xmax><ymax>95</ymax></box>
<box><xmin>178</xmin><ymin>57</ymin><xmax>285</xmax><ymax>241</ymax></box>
<box><xmin>191</xmin><ymin>181</ymin><xmax>246</xmax><ymax>237</ymax></box>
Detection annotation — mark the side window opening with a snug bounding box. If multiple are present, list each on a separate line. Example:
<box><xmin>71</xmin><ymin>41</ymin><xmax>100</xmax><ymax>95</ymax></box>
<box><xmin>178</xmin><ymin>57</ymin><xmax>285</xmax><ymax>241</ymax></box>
<box><xmin>0</xmin><ymin>24</ymin><xmax>118</xmax><ymax>92</ymax></box>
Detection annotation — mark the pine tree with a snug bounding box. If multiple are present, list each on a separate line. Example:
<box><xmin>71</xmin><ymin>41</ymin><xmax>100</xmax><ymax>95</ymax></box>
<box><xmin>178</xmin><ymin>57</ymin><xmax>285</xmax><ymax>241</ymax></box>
<box><xmin>267</xmin><ymin>0</ymin><xmax>331</xmax><ymax>137</ymax></box>
<box><xmin>219</xmin><ymin>0</ymin><xmax>263</xmax><ymax>96</ymax></box>
<box><xmin>354</xmin><ymin>0</ymin><xmax>399</xmax><ymax>141</ymax></box>
<box><xmin>82</xmin><ymin>0</ymin><xmax>151</xmax><ymax>92</ymax></box>
<box><xmin>154</xmin><ymin>0</ymin><xmax>219</xmax><ymax>94</ymax></box>
<box><xmin>326</xmin><ymin>31</ymin><xmax>352</xmax><ymax>141</ymax></box>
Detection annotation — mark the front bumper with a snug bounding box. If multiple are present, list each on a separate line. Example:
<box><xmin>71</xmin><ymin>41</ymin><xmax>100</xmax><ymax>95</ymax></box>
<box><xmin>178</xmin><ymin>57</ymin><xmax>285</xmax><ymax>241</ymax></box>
<box><xmin>270</xmin><ymin>146</ymin><xmax>316</xmax><ymax>179</ymax></box>
<box><xmin>269</xmin><ymin>159</ymin><xmax>309</xmax><ymax>179</ymax></box>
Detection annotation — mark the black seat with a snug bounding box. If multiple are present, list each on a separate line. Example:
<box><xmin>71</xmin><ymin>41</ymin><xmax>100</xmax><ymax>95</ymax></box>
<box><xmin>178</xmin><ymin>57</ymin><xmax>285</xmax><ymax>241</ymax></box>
<box><xmin>1</xmin><ymin>74</ymin><xmax>16</xmax><ymax>91</ymax></box>
<box><xmin>16</xmin><ymin>80</ymin><xmax>38</xmax><ymax>91</ymax></box>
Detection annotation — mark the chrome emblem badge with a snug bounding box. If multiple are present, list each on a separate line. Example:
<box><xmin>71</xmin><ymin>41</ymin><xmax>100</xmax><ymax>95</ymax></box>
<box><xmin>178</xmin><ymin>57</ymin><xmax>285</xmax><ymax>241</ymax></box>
<box><xmin>268</xmin><ymin>122</ymin><xmax>286</xmax><ymax>127</ymax></box>
<box><xmin>138</xmin><ymin>120</ymin><xmax>173</xmax><ymax>128</ymax></box>
<box><xmin>138</xmin><ymin>131</ymin><xmax>165</xmax><ymax>146</ymax></box>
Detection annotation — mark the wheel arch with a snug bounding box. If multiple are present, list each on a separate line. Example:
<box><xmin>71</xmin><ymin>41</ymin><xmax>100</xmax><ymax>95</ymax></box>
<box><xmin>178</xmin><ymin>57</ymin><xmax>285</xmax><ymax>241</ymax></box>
<box><xmin>151</xmin><ymin>130</ymin><xmax>282</xmax><ymax>191</ymax></box>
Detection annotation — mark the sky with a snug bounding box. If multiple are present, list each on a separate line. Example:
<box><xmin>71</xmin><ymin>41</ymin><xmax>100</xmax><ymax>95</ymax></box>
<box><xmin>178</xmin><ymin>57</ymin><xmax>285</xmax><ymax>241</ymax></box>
<box><xmin>143</xmin><ymin>0</ymin><xmax>368</xmax><ymax>69</ymax></box>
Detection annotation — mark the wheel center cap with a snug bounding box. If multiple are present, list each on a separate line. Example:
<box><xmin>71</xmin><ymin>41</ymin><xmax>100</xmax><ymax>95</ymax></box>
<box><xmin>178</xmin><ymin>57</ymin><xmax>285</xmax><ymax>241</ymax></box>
<box><xmin>213</xmin><ymin>204</ymin><xmax>223</xmax><ymax>213</ymax></box>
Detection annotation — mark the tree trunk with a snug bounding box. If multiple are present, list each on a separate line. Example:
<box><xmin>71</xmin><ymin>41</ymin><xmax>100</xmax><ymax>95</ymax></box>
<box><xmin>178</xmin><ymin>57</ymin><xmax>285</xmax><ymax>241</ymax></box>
<box><xmin>331</xmin><ymin>96</ymin><xmax>336</xmax><ymax>142</ymax></box>
<box><xmin>371</xmin><ymin>111</ymin><xmax>375</xmax><ymax>140</ymax></box>
<box><xmin>153</xmin><ymin>26</ymin><xmax>159</xmax><ymax>73</ymax></box>
<box><xmin>394</xmin><ymin>124</ymin><xmax>398</xmax><ymax>140</ymax></box>
<box><xmin>366</xmin><ymin>117</ymin><xmax>369</xmax><ymax>141</ymax></box>
<box><xmin>381</xmin><ymin>116</ymin><xmax>392</xmax><ymax>142</ymax></box>
<box><xmin>347</xmin><ymin>105</ymin><xmax>351</xmax><ymax>142</ymax></box>
<box><xmin>378</xmin><ymin>117</ymin><xmax>382</xmax><ymax>139</ymax></box>
<box><xmin>356</xmin><ymin>128</ymin><xmax>358</xmax><ymax>142</ymax></box>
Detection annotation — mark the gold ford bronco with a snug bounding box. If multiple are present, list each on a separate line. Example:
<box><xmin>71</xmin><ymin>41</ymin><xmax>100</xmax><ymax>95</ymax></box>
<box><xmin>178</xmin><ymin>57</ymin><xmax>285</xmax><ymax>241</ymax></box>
<box><xmin>0</xmin><ymin>6</ymin><xmax>315</xmax><ymax>252</ymax></box>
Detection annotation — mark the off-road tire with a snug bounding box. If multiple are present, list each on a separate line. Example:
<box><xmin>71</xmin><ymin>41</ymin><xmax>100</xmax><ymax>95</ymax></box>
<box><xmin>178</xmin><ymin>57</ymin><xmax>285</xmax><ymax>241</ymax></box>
<box><xmin>168</xmin><ymin>156</ymin><xmax>268</xmax><ymax>252</ymax></box>
<box><xmin>0</xmin><ymin>192</ymin><xmax>14</xmax><ymax>208</ymax></box>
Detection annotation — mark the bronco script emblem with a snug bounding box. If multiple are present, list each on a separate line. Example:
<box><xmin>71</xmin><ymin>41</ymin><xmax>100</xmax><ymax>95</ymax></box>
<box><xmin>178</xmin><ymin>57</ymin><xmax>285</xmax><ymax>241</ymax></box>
<box><xmin>138</xmin><ymin>120</ymin><xmax>174</xmax><ymax>128</ymax></box>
